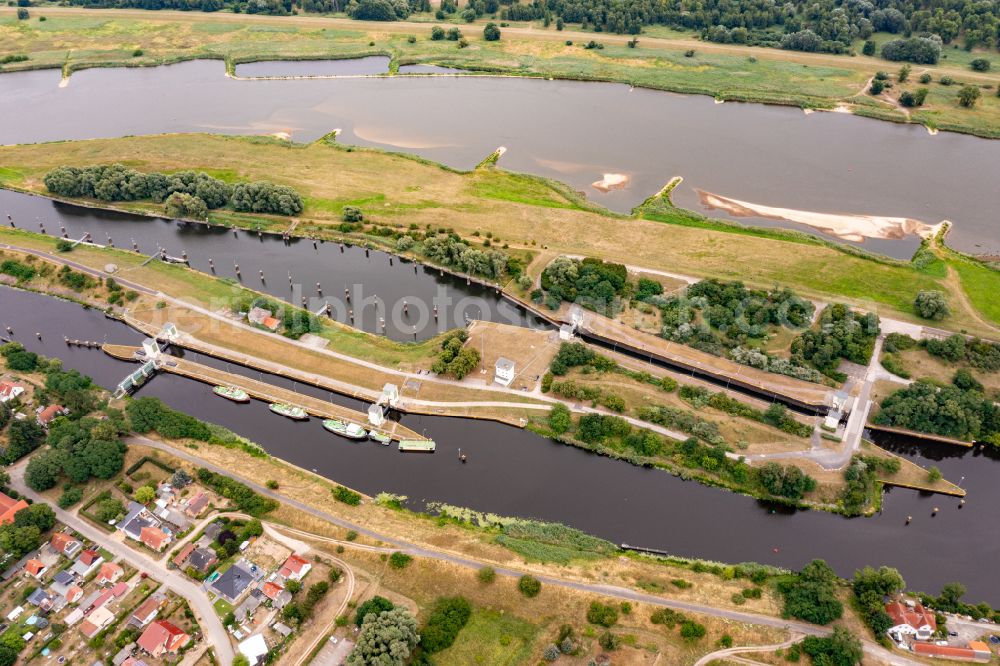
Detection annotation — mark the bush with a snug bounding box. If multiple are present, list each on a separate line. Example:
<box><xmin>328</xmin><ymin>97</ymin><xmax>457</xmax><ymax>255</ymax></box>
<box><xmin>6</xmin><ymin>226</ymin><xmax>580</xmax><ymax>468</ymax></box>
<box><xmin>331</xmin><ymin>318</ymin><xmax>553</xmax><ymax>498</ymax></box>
<box><xmin>483</xmin><ymin>22</ymin><xmax>500</xmax><ymax>41</ymax></box>
<box><xmin>477</xmin><ymin>566</ymin><xmax>496</xmax><ymax>584</ymax></box>
<box><xmin>920</xmin><ymin>72</ymin><xmax>932</xmax><ymax>83</ymax></box>
<box><xmin>779</xmin><ymin>560</ymin><xmax>843</xmax><ymax>625</ymax></box>
<box><xmin>970</xmin><ymin>58</ymin><xmax>991</xmax><ymax>72</ymax></box>
<box><xmin>164</xmin><ymin>192</ymin><xmax>208</xmax><ymax>220</ymax></box>
<box><xmin>518</xmin><ymin>575</ymin><xmax>541</xmax><ymax>597</ymax></box>
<box><xmin>881</xmin><ymin>36</ymin><xmax>941</xmax><ymax>64</ymax></box>
<box><xmin>958</xmin><ymin>85</ymin><xmax>981</xmax><ymax>107</ymax></box>
<box><xmin>431</xmin><ymin>26</ymin><xmax>444</xmax><ymax>40</ymax></box>
<box><xmin>127</xmin><ymin>397</ymin><xmax>211</xmax><ymax>441</ymax></box>
<box><xmin>388</xmin><ymin>552</ymin><xmax>412</xmax><ymax>569</ymax></box>
<box><xmin>680</xmin><ymin>620</ymin><xmax>706</xmax><ymax>640</ymax></box>
<box><xmin>914</xmin><ymin>290</ymin><xmax>949</xmax><ymax>320</ymax></box>
<box><xmin>57</xmin><ymin>486</ymin><xmax>83</xmax><ymax>509</ymax></box>
<box><xmin>586</xmin><ymin>601</ymin><xmax>618</xmax><ymax>627</ymax></box>
<box><xmin>355</xmin><ymin>596</ymin><xmax>394</xmax><ymax>626</ymax></box>
<box><xmin>342</xmin><ymin>206</ymin><xmax>363</xmax><ymax>222</ymax></box>
<box><xmin>420</xmin><ymin>596</ymin><xmax>471</xmax><ymax>653</ymax></box>
<box><xmin>231</xmin><ymin>181</ymin><xmax>303</xmax><ymax>215</ymax></box>
<box><xmin>333</xmin><ymin>486</ymin><xmax>362</xmax><ymax>506</ymax></box>
<box><xmin>17</xmin><ymin>7</ymin><xmax>28</xmax><ymax>19</ymax></box>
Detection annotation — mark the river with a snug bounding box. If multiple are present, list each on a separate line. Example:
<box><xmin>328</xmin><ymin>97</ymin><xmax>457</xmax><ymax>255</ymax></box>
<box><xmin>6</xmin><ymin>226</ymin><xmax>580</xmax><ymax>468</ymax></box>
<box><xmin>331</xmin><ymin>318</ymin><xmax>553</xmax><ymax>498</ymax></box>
<box><xmin>2</xmin><ymin>287</ymin><xmax>998</xmax><ymax>604</ymax></box>
<box><xmin>1</xmin><ymin>60</ymin><xmax>999</xmax><ymax>258</ymax></box>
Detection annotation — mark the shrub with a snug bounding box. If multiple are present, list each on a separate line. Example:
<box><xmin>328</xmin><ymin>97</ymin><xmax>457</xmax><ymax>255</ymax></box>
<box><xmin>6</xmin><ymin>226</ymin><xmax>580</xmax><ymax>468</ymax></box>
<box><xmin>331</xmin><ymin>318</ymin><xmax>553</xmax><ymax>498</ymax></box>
<box><xmin>958</xmin><ymin>85</ymin><xmax>981</xmax><ymax>107</ymax></box>
<box><xmin>57</xmin><ymin>486</ymin><xmax>83</xmax><ymax>509</ymax></box>
<box><xmin>355</xmin><ymin>596</ymin><xmax>393</xmax><ymax>626</ymax></box>
<box><xmin>920</xmin><ymin>72</ymin><xmax>932</xmax><ymax>83</ymax></box>
<box><xmin>914</xmin><ymin>290</ymin><xmax>949</xmax><ymax>320</ymax></box>
<box><xmin>680</xmin><ymin>620</ymin><xmax>706</xmax><ymax>640</ymax></box>
<box><xmin>388</xmin><ymin>552</ymin><xmax>412</xmax><ymax>569</ymax></box>
<box><xmin>518</xmin><ymin>575</ymin><xmax>541</xmax><ymax>597</ymax></box>
<box><xmin>431</xmin><ymin>26</ymin><xmax>444</xmax><ymax>40</ymax></box>
<box><xmin>970</xmin><ymin>58</ymin><xmax>991</xmax><ymax>72</ymax></box>
<box><xmin>477</xmin><ymin>566</ymin><xmax>496</xmax><ymax>584</ymax></box>
<box><xmin>420</xmin><ymin>596</ymin><xmax>471</xmax><ymax>653</ymax></box>
<box><xmin>333</xmin><ymin>486</ymin><xmax>362</xmax><ymax>506</ymax></box>
<box><xmin>586</xmin><ymin>601</ymin><xmax>618</xmax><ymax>627</ymax></box>
<box><xmin>17</xmin><ymin>7</ymin><xmax>28</xmax><ymax>19</ymax></box>
<box><xmin>164</xmin><ymin>192</ymin><xmax>208</xmax><ymax>220</ymax></box>
<box><xmin>483</xmin><ymin>22</ymin><xmax>500</xmax><ymax>41</ymax></box>
<box><xmin>342</xmin><ymin>206</ymin><xmax>363</xmax><ymax>222</ymax></box>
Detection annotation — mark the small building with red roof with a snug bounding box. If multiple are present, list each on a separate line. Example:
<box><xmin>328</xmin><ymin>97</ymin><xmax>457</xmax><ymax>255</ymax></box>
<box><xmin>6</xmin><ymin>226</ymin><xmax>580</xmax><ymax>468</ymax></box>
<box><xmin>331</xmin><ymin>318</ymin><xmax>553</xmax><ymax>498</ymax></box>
<box><xmin>0</xmin><ymin>492</ymin><xmax>29</xmax><ymax>526</ymax></box>
<box><xmin>137</xmin><ymin>620</ymin><xmax>190</xmax><ymax>657</ymax></box>
<box><xmin>36</xmin><ymin>404</ymin><xmax>67</xmax><ymax>427</ymax></box>
<box><xmin>0</xmin><ymin>382</ymin><xmax>25</xmax><ymax>403</ymax></box>
<box><xmin>65</xmin><ymin>585</ymin><xmax>84</xmax><ymax>604</ymax></box>
<box><xmin>49</xmin><ymin>532</ymin><xmax>83</xmax><ymax>558</ymax></box>
<box><xmin>913</xmin><ymin>641</ymin><xmax>991</xmax><ymax>662</ymax></box>
<box><xmin>97</xmin><ymin>562</ymin><xmax>124</xmax><ymax>585</ymax></box>
<box><xmin>278</xmin><ymin>554</ymin><xmax>311</xmax><ymax>581</ymax></box>
<box><xmin>24</xmin><ymin>559</ymin><xmax>47</xmax><ymax>579</ymax></box>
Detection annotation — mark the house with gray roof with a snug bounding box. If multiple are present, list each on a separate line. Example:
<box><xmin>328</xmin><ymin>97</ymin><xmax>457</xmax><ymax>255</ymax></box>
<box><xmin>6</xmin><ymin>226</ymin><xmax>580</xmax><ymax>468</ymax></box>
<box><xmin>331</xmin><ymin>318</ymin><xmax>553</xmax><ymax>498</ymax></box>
<box><xmin>210</xmin><ymin>560</ymin><xmax>261</xmax><ymax>604</ymax></box>
<box><xmin>119</xmin><ymin>502</ymin><xmax>157</xmax><ymax>541</ymax></box>
<box><xmin>188</xmin><ymin>548</ymin><xmax>218</xmax><ymax>574</ymax></box>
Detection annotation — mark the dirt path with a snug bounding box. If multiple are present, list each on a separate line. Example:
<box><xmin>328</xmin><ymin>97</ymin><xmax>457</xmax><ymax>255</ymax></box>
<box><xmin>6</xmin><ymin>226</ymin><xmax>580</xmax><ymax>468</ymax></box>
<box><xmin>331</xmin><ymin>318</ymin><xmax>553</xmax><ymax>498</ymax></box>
<box><xmin>693</xmin><ymin>635</ymin><xmax>801</xmax><ymax>666</ymax></box>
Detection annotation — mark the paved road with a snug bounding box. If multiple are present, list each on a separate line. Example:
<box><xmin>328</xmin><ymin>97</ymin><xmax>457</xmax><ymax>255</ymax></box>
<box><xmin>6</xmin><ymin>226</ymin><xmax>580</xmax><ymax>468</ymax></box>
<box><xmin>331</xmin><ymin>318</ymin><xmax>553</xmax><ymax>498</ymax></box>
<box><xmin>128</xmin><ymin>435</ymin><xmax>923</xmax><ymax>665</ymax></box>
<box><xmin>6</xmin><ymin>459</ymin><xmax>236</xmax><ymax>665</ymax></box>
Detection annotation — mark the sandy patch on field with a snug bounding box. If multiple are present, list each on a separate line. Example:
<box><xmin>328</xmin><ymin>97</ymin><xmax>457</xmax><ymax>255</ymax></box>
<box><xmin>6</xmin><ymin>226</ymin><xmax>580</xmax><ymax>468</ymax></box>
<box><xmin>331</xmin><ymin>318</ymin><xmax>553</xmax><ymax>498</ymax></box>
<box><xmin>696</xmin><ymin>189</ymin><xmax>940</xmax><ymax>242</ymax></box>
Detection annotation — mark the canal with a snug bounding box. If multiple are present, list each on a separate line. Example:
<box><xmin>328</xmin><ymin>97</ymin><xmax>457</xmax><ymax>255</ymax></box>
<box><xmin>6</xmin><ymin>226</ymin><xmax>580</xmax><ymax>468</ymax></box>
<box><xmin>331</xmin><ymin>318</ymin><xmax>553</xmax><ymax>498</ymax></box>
<box><xmin>2</xmin><ymin>287</ymin><xmax>997</xmax><ymax>604</ymax></box>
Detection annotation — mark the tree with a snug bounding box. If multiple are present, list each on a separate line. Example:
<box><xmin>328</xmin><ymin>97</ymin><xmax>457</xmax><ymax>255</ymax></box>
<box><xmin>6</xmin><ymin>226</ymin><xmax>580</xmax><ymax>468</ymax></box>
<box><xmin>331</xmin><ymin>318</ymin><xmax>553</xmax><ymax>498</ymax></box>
<box><xmin>779</xmin><ymin>559</ymin><xmax>843</xmax><ymax>624</ymax></box>
<box><xmin>483</xmin><ymin>22</ymin><xmax>501</xmax><ymax>41</ymax></box>
<box><xmin>164</xmin><ymin>192</ymin><xmax>208</xmax><ymax>220</ymax></box>
<box><xmin>862</xmin><ymin>40</ymin><xmax>876</xmax><ymax>56</ymax></box>
<box><xmin>420</xmin><ymin>596</ymin><xmax>471</xmax><ymax>653</ymax></box>
<box><xmin>355</xmin><ymin>596</ymin><xmax>394</xmax><ymax>626</ymax></box>
<box><xmin>347</xmin><ymin>0</ymin><xmax>400</xmax><ymax>20</ymax></box>
<box><xmin>586</xmin><ymin>601</ymin><xmax>618</xmax><ymax>627</ymax></box>
<box><xmin>897</xmin><ymin>64</ymin><xmax>911</xmax><ymax>82</ymax></box>
<box><xmin>232</xmin><ymin>657</ymin><xmax>250</xmax><ymax>666</ymax></box>
<box><xmin>24</xmin><ymin>449</ymin><xmax>66</xmax><ymax>491</ymax></box>
<box><xmin>341</xmin><ymin>206</ymin><xmax>363</xmax><ymax>222</ymax></box>
<box><xmin>346</xmin><ymin>607</ymin><xmax>419</xmax><ymax>665</ymax></box>
<box><xmin>95</xmin><ymin>498</ymin><xmax>125</xmax><ymax>523</ymax></box>
<box><xmin>135</xmin><ymin>486</ymin><xmax>156</xmax><ymax>504</ymax></box>
<box><xmin>914</xmin><ymin>290</ymin><xmax>949</xmax><ymax>320</ymax></box>
<box><xmin>4</xmin><ymin>419</ymin><xmax>45</xmax><ymax>462</ymax></box>
<box><xmin>16</xmin><ymin>8</ymin><xmax>28</xmax><ymax>19</ymax></box>
<box><xmin>14</xmin><ymin>503</ymin><xmax>55</xmax><ymax>532</ymax></box>
<box><xmin>548</xmin><ymin>403</ymin><xmax>572</xmax><ymax>434</ymax></box>
<box><xmin>970</xmin><ymin>58</ymin><xmax>991</xmax><ymax>72</ymax></box>
<box><xmin>430</xmin><ymin>26</ymin><xmax>444</xmax><ymax>40</ymax></box>
<box><xmin>914</xmin><ymin>87</ymin><xmax>929</xmax><ymax>106</ymax></box>
<box><xmin>958</xmin><ymin>85</ymin><xmax>981</xmax><ymax>107</ymax></box>
<box><xmin>899</xmin><ymin>91</ymin><xmax>916</xmax><ymax>107</ymax></box>
<box><xmin>800</xmin><ymin>627</ymin><xmax>863</xmax><ymax>666</ymax></box>
<box><xmin>869</xmin><ymin>79</ymin><xmax>885</xmax><ymax>95</ymax></box>
<box><xmin>518</xmin><ymin>575</ymin><xmax>541</xmax><ymax>598</ymax></box>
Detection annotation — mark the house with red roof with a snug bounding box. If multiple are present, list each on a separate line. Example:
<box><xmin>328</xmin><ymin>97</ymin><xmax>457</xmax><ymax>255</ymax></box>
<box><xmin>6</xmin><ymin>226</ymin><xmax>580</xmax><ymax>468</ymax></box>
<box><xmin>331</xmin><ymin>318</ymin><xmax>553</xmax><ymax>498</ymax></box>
<box><xmin>139</xmin><ymin>526</ymin><xmax>171</xmax><ymax>552</ymax></box>
<box><xmin>97</xmin><ymin>562</ymin><xmax>124</xmax><ymax>585</ymax></box>
<box><xmin>172</xmin><ymin>543</ymin><xmax>196</xmax><ymax>569</ymax></box>
<box><xmin>129</xmin><ymin>594</ymin><xmax>166</xmax><ymax>628</ymax></box>
<box><xmin>261</xmin><ymin>581</ymin><xmax>292</xmax><ymax>609</ymax></box>
<box><xmin>278</xmin><ymin>554</ymin><xmax>311</xmax><ymax>581</ymax></box>
<box><xmin>0</xmin><ymin>491</ymin><xmax>29</xmax><ymax>526</ymax></box>
<box><xmin>71</xmin><ymin>549</ymin><xmax>104</xmax><ymax>577</ymax></box>
<box><xmin>183</xmin><ymin>492</ymin><xmax>209</xmax><ymax>518</ymax></box>
<box><xmin>49</xmin><ymin>532</ymin><xmax>83</xmax><ymax>558</ymax></box>
<box><xmin>79</xmin><ymin>606</ymin><xmax>116</xmax><ymax>639</ymax></box>
<box><xmin>65</xmin><ymin>585</ymin><xmax>84</xmax><ymax>604</ymax></box>
<box><xmin>24</xmin><ymin>559</ymin><xmax>47</xmax><ymax>579</ymax></box>
<box><xmin>885</xmin><ymin>600</ymin><xmax>937</xmax><ymax>641</ymax></box>
<box><xmin>36</xmin><ymin>404</ymin><xmax>67</xmax><ymax>427</ymax></box>
<box><xmin>913</xmin><ymin>641</ymin><xmax>991</xmax><ymax>662</ymax></box>
<box><xmin>137</xmin><ymin>620</ymin><xmax>190</xmax><ymax>657</ymax></box>
<box><xmin>0</xmin><ymin>382</ymin><xmax>25</xmax><ymax>403</ymax></box>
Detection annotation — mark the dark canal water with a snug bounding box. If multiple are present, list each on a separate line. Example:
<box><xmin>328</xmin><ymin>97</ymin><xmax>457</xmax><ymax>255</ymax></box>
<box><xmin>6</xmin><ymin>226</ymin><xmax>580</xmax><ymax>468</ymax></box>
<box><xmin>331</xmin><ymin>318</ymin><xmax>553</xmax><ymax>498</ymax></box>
<box><xmin>1</xmin><ymin>61</ymin><xmax>998</xmax><ymax>258</ymax></box>
<box><xmin>2</xmin><ymin>287</ymin><xmax>997</xmax><ymax>604</ymax></box>
<box><xmin>0</xmin><ymin>189</ymin><xmax>543</xmax><ymax>341</ymax></box>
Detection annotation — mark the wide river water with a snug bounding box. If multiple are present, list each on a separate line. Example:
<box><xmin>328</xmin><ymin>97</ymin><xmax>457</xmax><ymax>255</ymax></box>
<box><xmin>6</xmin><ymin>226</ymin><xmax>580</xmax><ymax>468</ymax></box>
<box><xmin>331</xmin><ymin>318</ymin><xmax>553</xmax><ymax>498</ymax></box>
<box><xmin>3</xmin><ymin>287</ymin><xmax>999</xmax><ymax>604</ymax></box>
<box><xmin>1</xmin><ymin>60</ymin><xmax>998</xmax><ymax>258</ymax></box>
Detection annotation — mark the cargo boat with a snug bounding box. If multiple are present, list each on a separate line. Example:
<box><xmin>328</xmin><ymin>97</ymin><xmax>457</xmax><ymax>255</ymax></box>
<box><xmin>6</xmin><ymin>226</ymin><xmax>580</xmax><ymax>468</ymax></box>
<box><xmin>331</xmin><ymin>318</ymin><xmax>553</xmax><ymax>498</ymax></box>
<box><xmin>323</xmin><ymin>419</ymin><xmax>368</xmax><ymax>440</ymax></box>
<box><xmin>213</xmin><ymin>385</ymin><xmax>250</xmax><ymax>403</ymax></box>
<box><xmin>398</xmin><ymin>439</ymin><xmax>436</xmax><ymax>453</ymax></box>
<box><xmin>269</xmin><ymin>403</ymin><xmax>308</xmax><ymax>420</ymax></box>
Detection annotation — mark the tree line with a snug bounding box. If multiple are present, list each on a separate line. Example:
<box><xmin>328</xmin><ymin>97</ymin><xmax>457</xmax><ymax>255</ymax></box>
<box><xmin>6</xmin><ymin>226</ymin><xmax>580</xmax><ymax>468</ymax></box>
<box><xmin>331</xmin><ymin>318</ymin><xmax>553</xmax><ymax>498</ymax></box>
<box><xmin>44</xmin><ymin>164</ymin><xmax>303</xmax><ymax>217</ymax></box>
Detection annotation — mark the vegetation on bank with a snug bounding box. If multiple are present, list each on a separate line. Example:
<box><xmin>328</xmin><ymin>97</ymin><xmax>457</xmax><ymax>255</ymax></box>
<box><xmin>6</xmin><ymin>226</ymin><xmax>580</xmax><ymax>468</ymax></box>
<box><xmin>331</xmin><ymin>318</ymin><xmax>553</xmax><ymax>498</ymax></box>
<box><xmin>44</xmin><ymin>164</ymin><xmax>304</xmax><ymax>217</ymax></box>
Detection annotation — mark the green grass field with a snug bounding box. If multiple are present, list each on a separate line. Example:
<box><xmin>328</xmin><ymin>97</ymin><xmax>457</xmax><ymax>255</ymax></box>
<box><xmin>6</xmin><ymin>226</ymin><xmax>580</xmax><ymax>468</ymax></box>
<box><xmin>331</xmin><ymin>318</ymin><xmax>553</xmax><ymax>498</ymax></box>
<box><xmin>432</xmin><ymin>609</ymin><xmax>538</xmax><ymax>666</ymax></box>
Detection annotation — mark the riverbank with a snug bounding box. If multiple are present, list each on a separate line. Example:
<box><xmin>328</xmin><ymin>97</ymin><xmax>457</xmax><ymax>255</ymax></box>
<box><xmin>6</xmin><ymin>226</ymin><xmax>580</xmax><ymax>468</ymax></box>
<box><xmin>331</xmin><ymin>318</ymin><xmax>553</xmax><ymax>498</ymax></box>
<box><xmin>1</xmin><ymin>7</ymin><xmax>999</xmax><ymax>140</ymax></box>
<box><xmin>1</xmin><ymin>133</ymin><xmax>997</xmax><ymax>337</ymax></box>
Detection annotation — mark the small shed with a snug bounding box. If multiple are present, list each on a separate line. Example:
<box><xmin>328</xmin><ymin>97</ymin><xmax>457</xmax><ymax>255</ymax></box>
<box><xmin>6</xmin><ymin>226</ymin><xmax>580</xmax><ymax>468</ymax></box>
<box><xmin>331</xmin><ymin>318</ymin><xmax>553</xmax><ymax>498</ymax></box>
<box><xmin>494</xmin><ymin>357</ymin><xmax>516</xmax><ymax>387</ymax></box>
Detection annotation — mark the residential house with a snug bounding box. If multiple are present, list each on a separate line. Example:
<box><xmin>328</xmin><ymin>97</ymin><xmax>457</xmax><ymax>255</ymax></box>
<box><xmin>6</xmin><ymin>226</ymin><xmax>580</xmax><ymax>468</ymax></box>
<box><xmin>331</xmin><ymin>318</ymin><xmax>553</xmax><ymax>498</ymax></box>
<box><xmin>234</xmin><ymin>594</ymin><xmax>262</xmax><ymax>623</ymax></box>
<box><xmin>278</xmin><ymin>554</ymin><xmax>311</xmax><ymax>581</ymax></box>
<box><xmin>260</xmin><ymin>581</ymin><xmax>292</xmax><ymax>609</ymax></box>
<box><xmin>912</xmin><ymin>641</ymin><xmax>992</xmax><ymax>663</ymax></box>
<box><xmin>24</xmin><ymin>559</ymin><xmax>47</xmax><ymax>579</ymax></box>
<box><xmin>0</xmin><ymin>382</ymin><xmax>25</xmax><ymax>403</ymax></box>
<box><xmin>36</xmin><ymin>404</ymin><xmax>67</xmax><ymax>427</ymax></box>
<box><xmin>494</xmin><ymin>357</ymin><xmax>516</xmax><ymax>387</ymax></box>
<box><xmin>187</xmin><ymin>548</ymin><xmax>218</xmax><ymax>574</ymax></box>
<box><xmin>155</xmin><ymin>506</ymin><xmax>189</xmax><ymax>533</ymax></box>
<box><xmin>129</xmin><ymin>594</ymin><xmax>166</xmax><ymax>628</ymax></box>
<box><xmin>210</xmin><ymin>560</ymin><xmax>259</xmax><ymax>604</ymax></box>
<box><xmin>885</xmin><ymin>600</ymin><xmax>937</xmax><ymax>642</ymax></box>
<box><xmin>121</xmin><ymin>658</ymin><xmax>150</xmax><ymax>666</ymax></box>
<box><xmin>49</xmin><ymin>532</ymin><xmax>83</xmax><ymax>558</ymax></box>
<box><xmin>49</xmin><ymin>570</ymin><xmax>76</xmax><ymax>599</ymax></box>
<box><xmin>136</xmin><ymin>620</ymin><xmax>190</xmax><ymax>657</ymax></box>
<box><xmin>139</xmin><ymin>526</ymin><xmax>171</xmax><ymax>552</ymax></box>
<box><xmin>202</xmin><ymin>521</ymin><xmax>223</xmax><ymax>542</ymax></box>
<box><xmin>0</xmin><ymin>491</ymin><xmax>29</xmax><ymax>526</ymax></box>
<box><xmin>71</xmin><ymin>550</ymin><xmax>104</xmax><ymax>577</ymax></box>
<box><xmin>120</xmin><ymin>502</ymin><xmax>156</xmax><ymax>540</ymax></box>
<box><xmin>65</xmin><ymin>585</ymin><xmax>84</xmax><ymax>604</ymax></box>
<box><xmin>96</xmin><ymin>562</ymin><xmax>124</xmax><ymax>586</ymax></box>
<box><xmin>172</xmin><ymin>543</ymin><xmax>196</xmax><ymax>569</ymax></box>
<box><xmin>183</xmin><ymin>492</ymin><xmax>209</xmax><ymax>518</ymax></box>
<box><xmin>26</xmin><ymin>588</ymin><xmax>53</xmax><ymax>610</ymax></box>
<box><xmin>272</xmin><ymin>622</ymin><xmax>293</xmax><ymax>639</ymax></box>
<box><xmin>112</xmin><ymin>643</ymin><xmax>137</xmax><ymax>666</ymax></box>
<box><xmin>79</xmin><ymin>605</ymin><xmax>116</xmax><ymax>638</ymax></box>
<box><xmin>247</xmin><ymin>307</ymin><xmax>280</xmax><ymax>332</ymax></box>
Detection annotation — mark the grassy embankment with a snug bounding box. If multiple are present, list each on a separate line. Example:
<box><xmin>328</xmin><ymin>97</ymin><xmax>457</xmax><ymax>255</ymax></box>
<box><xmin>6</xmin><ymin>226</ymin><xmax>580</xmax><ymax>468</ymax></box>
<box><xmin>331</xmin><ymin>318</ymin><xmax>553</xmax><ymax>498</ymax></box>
<box><xmin>0</xmin><ymin>8</ymin><xmax>999</xmax><ymax>137</ymax></box>
<box><xmin>1</xmin><ymin>133</ymin><xmax>997</xmax><ymax>340</ymax></box>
